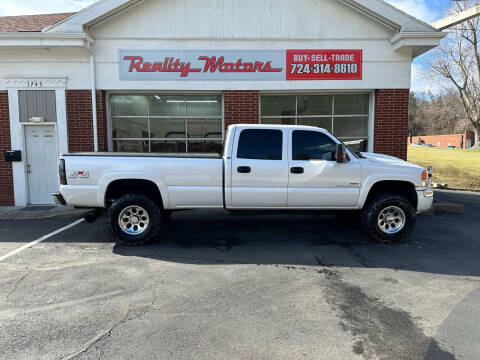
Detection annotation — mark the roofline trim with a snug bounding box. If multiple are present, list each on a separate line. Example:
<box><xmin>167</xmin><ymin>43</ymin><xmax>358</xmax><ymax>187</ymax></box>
<box><xmin>42</xmin><ymin>0</ymin><xmax>444</xmax><ymax>36</ymax></box>
<box><xmin>390</xmin><ymin>31</ymin><xmax>447</xmax><ymax>44</ymax></box>
<box><xmin>0</xmin><ymin>32</ymin><xmax>92</xmax><ymax>40</ymax></box>
<box><xmin>0</xmin><ymin>32</ymin><xmax>94</xmax><ymax>48</ymax></box>
<box><xmin>41</xmin><ymin>0</ymin><xmax>111</xmax><ymax>33</ymax></box>
<box><xmin>43</xmin><ymin>0</ymin><xmax>142</xmax><ymax>33</ymax></box>
<box><xmin>341</xmin><ymin>0</ymin><xmax>443</xmax><ymax>33</ymax></box>
<box><xmin>339</xmin><ymin>0</ymin><xmax>400</xmax><ymax>31</ymax></box>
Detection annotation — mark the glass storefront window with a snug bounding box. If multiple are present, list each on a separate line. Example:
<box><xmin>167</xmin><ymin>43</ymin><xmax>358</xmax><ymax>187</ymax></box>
<box><xmin>297</xmin><ymin>117</ymin><xmax>332</xmax><ymax>132</ymax></box>
<box><xmin>112</xmin><ymin>117</ymin><xmax>148</xmax><ymax>138</ymax></box>
<box><xmin>334</xmin><ymin>94</ymin><xmax>369</xmax><ymax>115</ymax></box>
<box><xmin>261</xmin><ymin>118</ymin><xmax>296</xmax><ymax>125</ymax></box>
<box><xmin>333</xmin><ymin>116</ymin><xmax>368</xmax><ymax>138</ymax></box>
<box><xmin>111</xmin><ymin>94</ymin><xmax>222</xmax><ymax>153</ymax></box>
<box><xmin>186</xmin><ymin>96</ymin><xmax>222</xmax><ymax>116</ymax></box>
<box><xmin>111</xmin><ymin>95</ymin><xmax>148</xmax><ymax>116</ymax></box>
<box><xmin>261</xmin><ymin>96</ymin><xmax>296</xmax><ymax>116</ymax></box>
<box><xmin>150</xmin><ymin>118</ymin><xmax>185</xmax><ymax>139</ymax></box>
<box><xmin>187</xmin><ymin>140</ymin><xmax>223</xmax><ymax>153</ymax></box>
<box><xmin>260</xmin><ymin>94</ymin><xmax>369</xmax><ymax>152</ymax></box>
<box><xmin>297</xmin><ymin>95</ymin><xmax>332</xmax><ymax>116</ymax></box>
<box><xmin>113</xmin><ymin>140</ymin><xmax>148</xmax><ymax>153</ymax></box>
<box><xmin>150</xmin><ymin>140</ymin><xmax>186</xmax><ymax>153</ymax></box>
<box><xmin>187</xmin><ymin>118</ymin><xmax>223</xmax><ymax>138</ymax></box>
<box><xmin>149</xmin><ymin>95</ymin><xmax>185</xmax><ymax>116</ymax></box>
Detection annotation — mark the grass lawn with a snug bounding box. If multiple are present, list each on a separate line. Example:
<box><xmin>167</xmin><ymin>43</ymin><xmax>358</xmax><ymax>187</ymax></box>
<box><xmin>407</xmin><ymin>145</ymin><xmax>480</xmax><ymax>191</ymax></box>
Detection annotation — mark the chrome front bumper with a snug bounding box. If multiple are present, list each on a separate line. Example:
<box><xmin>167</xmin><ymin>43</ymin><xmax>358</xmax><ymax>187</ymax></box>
<box><xmin>417</xmin><ymin>189</ymin><xmax>434</xmax><ymax>212</ymax></box>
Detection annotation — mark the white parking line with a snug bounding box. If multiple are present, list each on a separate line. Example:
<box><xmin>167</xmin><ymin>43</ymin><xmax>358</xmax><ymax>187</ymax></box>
<box><xmin>0</xmin><ymin>218</ymin><xmax>85</xmax><ymax>262</ymax></box>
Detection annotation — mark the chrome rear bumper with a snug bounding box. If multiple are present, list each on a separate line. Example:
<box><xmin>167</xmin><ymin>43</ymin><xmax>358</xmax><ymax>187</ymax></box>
<box><xmin>51</xmin><ymin>192</ymin><xmax>66</xmax><ymax>206</ymax></box>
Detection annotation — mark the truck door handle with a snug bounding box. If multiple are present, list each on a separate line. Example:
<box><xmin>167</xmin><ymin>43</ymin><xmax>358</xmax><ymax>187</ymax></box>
<box><xmin>237</xmin><ymin>166</ymin><xmax>251</xmax><ymax>173</ymax></box>
<box><xmin>290</xmin><ymin>167</ymin><xmax>304</xmax><ymax>174</ymax></box>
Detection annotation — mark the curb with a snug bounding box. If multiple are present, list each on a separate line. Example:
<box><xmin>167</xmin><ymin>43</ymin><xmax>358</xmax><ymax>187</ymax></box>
<box><xmin>0</xmin><ymin>206</ymin><xmax>93</xmax><ymax>221</ymax></box>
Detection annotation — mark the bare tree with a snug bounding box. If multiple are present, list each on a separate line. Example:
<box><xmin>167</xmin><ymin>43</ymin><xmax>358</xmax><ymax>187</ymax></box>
<box><xmin>430</xmin><ymin>0</ymin><xmax>480</xmax><ymax>148</ymax></box>
<box><xmin>409</xmin><ymin>91</ymin><xmax>465</xmax><ymax>136</ymax></box>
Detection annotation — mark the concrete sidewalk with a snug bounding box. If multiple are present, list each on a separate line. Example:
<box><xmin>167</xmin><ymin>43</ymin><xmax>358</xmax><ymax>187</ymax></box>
<box><xmin>0</xmin><ymin>205</ymin><xmax>92</xmax><ymax>220</ymax></box>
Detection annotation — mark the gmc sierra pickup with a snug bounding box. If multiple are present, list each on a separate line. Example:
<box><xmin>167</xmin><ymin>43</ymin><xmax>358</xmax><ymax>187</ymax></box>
<box><xmin>54</xmin><ymin>124</ymin><xmax>433</xmax><ymax>245</ymax></box>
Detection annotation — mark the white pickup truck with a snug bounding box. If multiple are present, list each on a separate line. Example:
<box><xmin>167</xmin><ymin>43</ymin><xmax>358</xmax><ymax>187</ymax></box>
<box><xmin>54</xmin><ymin>124</ymin><xmax>433</xmax><ymax>245</ymax></box>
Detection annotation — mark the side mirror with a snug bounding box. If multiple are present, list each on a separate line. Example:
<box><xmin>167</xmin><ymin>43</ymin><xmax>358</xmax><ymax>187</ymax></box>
<box><xmin>336</xmin><ymin>144</ymin><xmax>348</xmax><ymax>163</ymax></box>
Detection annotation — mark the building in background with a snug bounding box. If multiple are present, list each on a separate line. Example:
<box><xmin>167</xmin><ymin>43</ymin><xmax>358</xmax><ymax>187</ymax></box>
<box><xmin>0</xmin><ymin>0</ymin><xmax>444</xmax><ymax>206</ymax></box>
<box><xmin>408</xmin><ymin>131</ymin><xmax>475</xmax><ymax>148</ymax></box>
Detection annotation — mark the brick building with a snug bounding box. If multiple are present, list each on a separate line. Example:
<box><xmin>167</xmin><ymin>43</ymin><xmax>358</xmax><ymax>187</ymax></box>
<box><xmin>408</xmin><ymin>131</ymin><xmax>475</xmax><ymax>149</ymax></box>
<box><xmin>0</xmin><ymin>0</ymin><xmax>444</xmax><ymax>205</ymax></box>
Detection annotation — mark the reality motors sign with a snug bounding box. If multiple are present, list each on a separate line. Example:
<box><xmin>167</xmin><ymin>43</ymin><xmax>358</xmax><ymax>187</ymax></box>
<box><xmin>119</xmin><ymin>49</ymin><xmax>362</xmax><ymax>81</ymax></box>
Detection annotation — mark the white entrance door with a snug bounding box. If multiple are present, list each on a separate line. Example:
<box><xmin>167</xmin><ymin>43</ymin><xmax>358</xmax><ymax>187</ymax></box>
<box><xmin>25</xmin><ymin>125</ymin><xmax>58</xmax><ymax>204</ymax></box>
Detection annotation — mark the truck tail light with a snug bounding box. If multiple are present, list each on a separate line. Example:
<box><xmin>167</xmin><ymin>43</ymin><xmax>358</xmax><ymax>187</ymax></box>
<box><xmin>421</xmin><ymin>170</ymin><xmax>428</xmax><ymax>187</ymax></box>
<box><xmin>59</xmin><ymin>159</ymin><xmax>67</xmax><ymax>185</ymax></box>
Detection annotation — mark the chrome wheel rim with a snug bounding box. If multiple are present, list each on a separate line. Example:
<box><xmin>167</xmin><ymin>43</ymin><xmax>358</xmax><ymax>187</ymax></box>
<box><xmin>118</xmin><ymin>205</ymin><xmax>149</xmax><ymax>235</ymax></box>
<box><xmin>377</xmin><ymin>206</ymin><xmax>405</xmax><ymax>234</ymax></box>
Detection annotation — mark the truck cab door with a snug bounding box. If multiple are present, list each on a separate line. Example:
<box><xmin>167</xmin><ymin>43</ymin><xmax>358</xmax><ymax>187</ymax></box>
<box><xmin>287</xmin><ymin>129</ymin><xmax>361</xmax><ymax>208</ymax></box>
<box><xmin>229</xmin><ymin>128</ymin><xmax>288</xmax><ymax>208</ymax></box>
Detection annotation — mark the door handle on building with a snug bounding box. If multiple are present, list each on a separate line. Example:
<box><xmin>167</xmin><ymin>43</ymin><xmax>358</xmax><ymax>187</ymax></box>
<box><xmin>27</xmin><ymin>164</ymin><xmax>31</xmax><ymax>174</ymax></box>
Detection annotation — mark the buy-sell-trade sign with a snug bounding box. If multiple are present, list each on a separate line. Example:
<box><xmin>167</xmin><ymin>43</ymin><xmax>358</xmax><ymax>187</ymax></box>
<box><xmin>119</xmin><ymin>49</ymin><xmax>362</xmax><ymax>81</ymax></box>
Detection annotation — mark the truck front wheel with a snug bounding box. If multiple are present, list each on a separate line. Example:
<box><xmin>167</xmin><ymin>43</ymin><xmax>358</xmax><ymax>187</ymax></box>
<box><xmin>106</xmin><ymin>194</ymin><xmax>160</xmax><ymax>245</ymax></box>
<box><xmin>360</xmin><ymin>193</ymin><xmax>416</xmax><ymax>243</ymax></box>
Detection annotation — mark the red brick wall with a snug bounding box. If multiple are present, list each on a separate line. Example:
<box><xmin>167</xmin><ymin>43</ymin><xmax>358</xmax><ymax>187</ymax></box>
<box><xmin>407</xmin><ymin>131</ymin><xmax>474</xmax><ymax>149</ymax></box>
<box><xmin>66</xmin><ymin>90</ymin><xmax>108</xmax><ymax>152</ymax></box>
<box><xmin>224</xmin><ymin>91</ymin><xmax>259</xmax><ymax>130</ymax></box>
<box><xmin>374</xmin><ymin>89</ymin><xmax>409</xmax><ymax>160</ymax></box>
<box><xmin>0</xmin><ymin>91</ymin><xmax>14</xmax><ymax>205</ymax></box>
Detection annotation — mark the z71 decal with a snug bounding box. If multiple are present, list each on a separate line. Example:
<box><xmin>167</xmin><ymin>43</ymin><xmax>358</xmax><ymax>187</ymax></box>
<box><xmin>68</xmin><ymin>170</ymin><xmax>89</xmax><ymax>179</ymax></box>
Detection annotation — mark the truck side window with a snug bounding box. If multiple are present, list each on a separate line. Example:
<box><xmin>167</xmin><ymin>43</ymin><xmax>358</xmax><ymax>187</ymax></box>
<box><xmin>292</xmin><ymin>130</ymin><xmax>337</xmax><ymax>161</ymax></box>
<box><xmin>237</xmin><ymin>129</ymin><xmax>282</xmax><ymax>160</ymax></box>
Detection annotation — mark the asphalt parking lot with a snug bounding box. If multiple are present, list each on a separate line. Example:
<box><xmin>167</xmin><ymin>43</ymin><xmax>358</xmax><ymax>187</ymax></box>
<box><xmin>0</xmin><ymin>190</ymin><xmax>479</xmax><ymax>360</ymax></box>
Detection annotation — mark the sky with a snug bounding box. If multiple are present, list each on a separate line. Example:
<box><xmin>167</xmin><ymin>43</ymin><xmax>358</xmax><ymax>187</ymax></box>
<box><xmin>0</xmin><ymin>0</ymin><xmax>455</xmax><ymax>93</ymax></box>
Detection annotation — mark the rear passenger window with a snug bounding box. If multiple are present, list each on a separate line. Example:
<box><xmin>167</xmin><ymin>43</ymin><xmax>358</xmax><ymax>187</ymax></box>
<box><xmin>292</xmin><ymin>130</ymin><xmax>337</xmax><ymax>161</ymax></box>
<box><xmin>237</xmin><ymin>129</ymin><xmax>282</xmax><ymax>160</ymax></box>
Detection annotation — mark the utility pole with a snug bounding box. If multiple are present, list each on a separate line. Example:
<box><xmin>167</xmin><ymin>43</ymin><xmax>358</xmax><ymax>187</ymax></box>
<box><xmin>431</xmin><ymin>4</ymin><xmax>480</xmax><ymax>30</ymax></box>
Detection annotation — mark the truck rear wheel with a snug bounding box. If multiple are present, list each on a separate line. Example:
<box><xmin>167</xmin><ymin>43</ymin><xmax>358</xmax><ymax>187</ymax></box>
<box><xmin>360</xmin><ymin>193</ymin><xmax>415</xmax><ymax>243</ymax></box>
<box><xmin>106</xmin><ymin>194</ymin><xmax>160</xmax><ymax>245</ymax></box>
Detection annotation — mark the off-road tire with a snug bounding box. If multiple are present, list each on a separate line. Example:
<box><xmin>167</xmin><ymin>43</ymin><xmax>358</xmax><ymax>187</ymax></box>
<box><xmin>106</xmin><ymin>193</ymin><xmax>161</xmax><ymax>245</ymax></box>
<box><xmin>360</xmin><ymin>193</ymin><xmax>416</xmax><ymax>243</ymax></box>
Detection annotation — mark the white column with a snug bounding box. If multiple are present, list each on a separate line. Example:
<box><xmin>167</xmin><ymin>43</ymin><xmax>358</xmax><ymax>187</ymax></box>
<box><xmin>368</xmin><ymin>90</ymin><xmax>375</xmax><ymax>153</ymax></box>
<box><xmin>8</xmin><ymin>89</ymin><xmax>27</xmax><ymax>206</ymax></box>
<box><xmin>90</xmin><ymin>54</ymin><xmax>98</xmax><ymax>151</ymax></box>
<box><xmin>56</xmin><ymin>89</ymin><xmax>68</xmax><ymax>154</ymax></box>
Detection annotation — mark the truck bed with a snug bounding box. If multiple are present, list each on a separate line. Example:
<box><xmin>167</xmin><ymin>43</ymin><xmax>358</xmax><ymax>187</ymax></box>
<box><xmin>60</xmin><ymin>153</ymin><xmax>224</xmax><ymax>208</ymax></box>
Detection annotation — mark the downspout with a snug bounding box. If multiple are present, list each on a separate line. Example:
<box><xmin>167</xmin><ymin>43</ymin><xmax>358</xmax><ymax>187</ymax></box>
<box><xmin>87</xmin><ymin>37</ymin><xmax>98</xmax><ymax>152</ymax></box>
